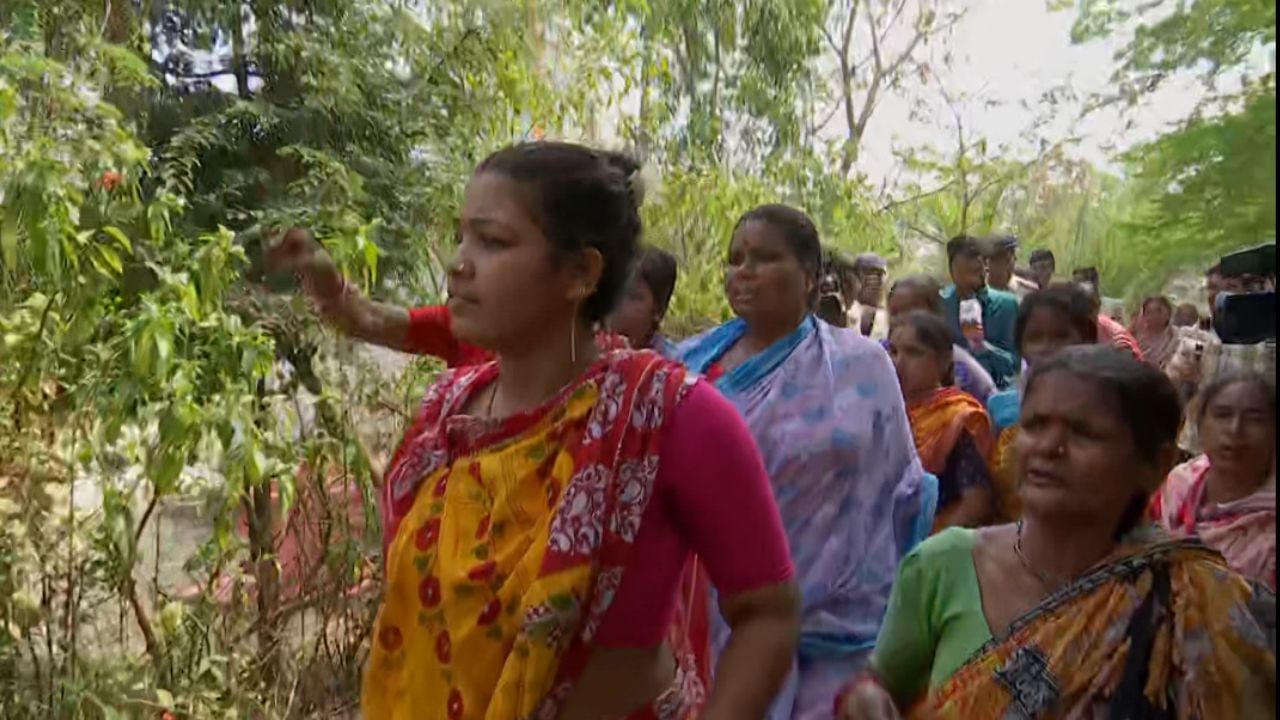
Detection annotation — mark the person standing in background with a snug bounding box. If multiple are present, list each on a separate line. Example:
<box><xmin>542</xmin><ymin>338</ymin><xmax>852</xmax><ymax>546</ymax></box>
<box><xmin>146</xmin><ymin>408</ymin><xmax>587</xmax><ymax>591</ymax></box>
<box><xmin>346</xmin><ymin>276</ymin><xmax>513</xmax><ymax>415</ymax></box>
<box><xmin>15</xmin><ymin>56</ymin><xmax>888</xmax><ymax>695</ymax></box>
<box><xmin>982</xmin><ymin>235</ymin><xmax>1038</xmax><ymax>300</ymax></box>
<box><xmin>887</xmin><ymin>311</ymin><xmax>997</xmax><ymax>532</ymax></box>
<box><xmin>1172</xmin><ymin>302</ymin><xmax>1200</xmax><ymax>328</ymax></box>
<box><xmin>1028</xmin><ymin>248</ymin><xmax>1056</xmax><ymax>289</ymax></box>
<box><xmin>1073</xmin><ymin>268</ymin><xmax>1144</xmax><ymax>362</ymax></box>
<box><xmin>1135</xmin><ymin>295</ymin><xmax>1180</xmax><ymax>371</ymax></box>
<box><xmin>678</xmin><ymin>205</ymin><xmax>925</xmax><ymax>720</ymax></box>
<box><xmin>1152</xmin><ymin>373</ymin><xmax>1276</xmax><ymax>592</ymax></box>
<box><xmin>885</xmin><ymin>275</ymin><xmax>997</xmax><ymax>403</ymax></box>
<box><xmin>940</xmin><ymin>236</ymin><xmax>1019</xmax><ymax>388</ymax></box>
<box><xmin>848</xmin><ymin>253</ymin><xmax>890</xmax><ymax>340</ymax></box>
<box><xmin>608</xmin><ymin>246</ymin><xmax>680</xmax><ymax>355</ymax></box>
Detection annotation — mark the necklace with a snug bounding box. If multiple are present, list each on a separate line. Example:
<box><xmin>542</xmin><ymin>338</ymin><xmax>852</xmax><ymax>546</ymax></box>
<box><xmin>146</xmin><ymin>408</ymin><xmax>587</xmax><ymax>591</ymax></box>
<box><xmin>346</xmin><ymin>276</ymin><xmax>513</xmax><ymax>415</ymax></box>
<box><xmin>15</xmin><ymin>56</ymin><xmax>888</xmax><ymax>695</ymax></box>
<box><xmin>1014</xmin><ymin>520</ymin><xmax>1066</xmax><ymax>590</ymax></box>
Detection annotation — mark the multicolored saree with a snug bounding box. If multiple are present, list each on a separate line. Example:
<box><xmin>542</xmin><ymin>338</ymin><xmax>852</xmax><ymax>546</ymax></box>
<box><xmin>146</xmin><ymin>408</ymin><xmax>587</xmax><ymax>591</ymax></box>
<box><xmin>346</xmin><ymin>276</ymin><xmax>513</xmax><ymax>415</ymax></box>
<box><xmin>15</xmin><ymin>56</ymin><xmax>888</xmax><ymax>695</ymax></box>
<box><xmin>911</xmin><ymin>534</ymin><xmax>1276</xmax><ymax>719</ymax></box>
<box><xmin>906</xmin><ymin>387</ymin><xmax>993</xmax><ymax>477</ymax></box>
<box><xmin>363</xmin><ymin>351</ymin><xmax>703</xmax><ymax>720</ymax></box>
<box><xmin>680</xmin><ymin>317</ymin><xmax>925</xmax><ymax>720</ymax></box>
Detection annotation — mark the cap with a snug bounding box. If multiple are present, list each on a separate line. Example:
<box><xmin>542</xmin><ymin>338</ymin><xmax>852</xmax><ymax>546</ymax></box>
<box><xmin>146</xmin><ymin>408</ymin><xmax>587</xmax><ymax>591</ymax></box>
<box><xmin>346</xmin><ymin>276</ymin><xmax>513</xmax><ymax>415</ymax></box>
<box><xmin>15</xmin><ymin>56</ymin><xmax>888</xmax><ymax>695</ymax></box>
<box><xmin>853</xmin><ymin>252</ymin><xmax>888</xmax><ymax>273</ymax></box>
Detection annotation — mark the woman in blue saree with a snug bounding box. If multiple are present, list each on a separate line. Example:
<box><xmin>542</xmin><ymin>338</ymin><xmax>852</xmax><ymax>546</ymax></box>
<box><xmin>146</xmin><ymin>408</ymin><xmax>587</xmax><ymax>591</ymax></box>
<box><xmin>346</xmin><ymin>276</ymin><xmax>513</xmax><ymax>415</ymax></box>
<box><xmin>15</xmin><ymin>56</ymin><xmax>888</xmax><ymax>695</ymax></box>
<box><xmin>678</xmin><ymin>205</ymin><xmax>927</xmax><ymax>720</ymax></box>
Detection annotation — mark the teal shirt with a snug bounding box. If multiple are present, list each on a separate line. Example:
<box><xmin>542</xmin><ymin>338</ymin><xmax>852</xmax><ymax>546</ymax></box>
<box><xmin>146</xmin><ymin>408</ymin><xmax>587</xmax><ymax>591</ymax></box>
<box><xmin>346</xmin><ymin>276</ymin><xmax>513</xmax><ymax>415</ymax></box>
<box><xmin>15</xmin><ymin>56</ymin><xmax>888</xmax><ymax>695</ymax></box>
<box><xmin>870</xmin><ymin>527</ymin><xmax>993</xmax><ymax>702</ymax></box>
<box><xmin>940</xmin><ymin>285</ymin><xmax>1020</xmax><ymax>388</ymax></box>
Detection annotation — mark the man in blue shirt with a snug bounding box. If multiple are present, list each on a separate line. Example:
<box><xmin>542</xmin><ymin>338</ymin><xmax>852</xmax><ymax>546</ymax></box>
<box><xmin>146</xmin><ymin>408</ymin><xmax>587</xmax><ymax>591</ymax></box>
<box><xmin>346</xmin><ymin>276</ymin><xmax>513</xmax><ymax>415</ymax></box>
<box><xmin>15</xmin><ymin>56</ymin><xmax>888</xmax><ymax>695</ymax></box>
<box><xmin>940</xmin><ymin>235</ymin><xmax>1020</xmax><ymax>387</ymax></box>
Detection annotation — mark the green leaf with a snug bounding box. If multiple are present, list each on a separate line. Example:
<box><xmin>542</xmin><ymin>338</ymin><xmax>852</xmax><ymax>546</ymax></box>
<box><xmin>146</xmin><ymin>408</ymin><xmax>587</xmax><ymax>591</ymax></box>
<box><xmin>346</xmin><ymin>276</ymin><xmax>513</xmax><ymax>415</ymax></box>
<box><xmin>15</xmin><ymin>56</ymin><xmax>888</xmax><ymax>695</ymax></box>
<box><xmin>101</xmin><ymin>225</ymin><xmax>133</xmax><ymax>253</ymax></box>
<box><xmin>96</xmin><ymin>245</ymin><xmax>123</xmax><ymax>275</ymax></box>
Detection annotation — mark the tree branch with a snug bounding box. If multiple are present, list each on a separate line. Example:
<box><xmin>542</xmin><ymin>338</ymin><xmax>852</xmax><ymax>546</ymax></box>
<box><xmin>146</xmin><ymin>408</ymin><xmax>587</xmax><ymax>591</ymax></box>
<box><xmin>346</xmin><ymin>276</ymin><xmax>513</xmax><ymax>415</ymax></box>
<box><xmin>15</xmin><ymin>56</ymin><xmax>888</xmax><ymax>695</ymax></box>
<box><xmin>880</xmin><ymin>178</ymin><xmax>959</xmax><ymax>212</ymax></box>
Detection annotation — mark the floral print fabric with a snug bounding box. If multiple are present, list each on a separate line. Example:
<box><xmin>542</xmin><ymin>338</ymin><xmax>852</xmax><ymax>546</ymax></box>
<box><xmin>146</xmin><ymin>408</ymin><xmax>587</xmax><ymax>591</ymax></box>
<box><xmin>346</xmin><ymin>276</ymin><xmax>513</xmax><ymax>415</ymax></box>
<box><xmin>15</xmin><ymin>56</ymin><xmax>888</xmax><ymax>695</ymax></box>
<box><xmin>363</xmin><ymin>351</ymin><xmax>698</xmax><ymax>720</ymax></box>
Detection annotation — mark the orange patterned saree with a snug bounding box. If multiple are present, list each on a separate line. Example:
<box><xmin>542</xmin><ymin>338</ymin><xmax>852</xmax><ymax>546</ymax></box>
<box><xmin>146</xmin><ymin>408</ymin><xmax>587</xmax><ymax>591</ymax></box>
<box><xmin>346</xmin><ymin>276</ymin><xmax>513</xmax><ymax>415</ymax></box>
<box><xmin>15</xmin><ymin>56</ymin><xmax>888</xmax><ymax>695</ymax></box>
<box><xmin>906</xmin><ymin>387</ymin><xmax>994</xmax><ymax>477</ymax></box>
<box><xmin>912</xmin><ymin>535</ymin><xmax>1276</xmax><ymax>719</ymax></box>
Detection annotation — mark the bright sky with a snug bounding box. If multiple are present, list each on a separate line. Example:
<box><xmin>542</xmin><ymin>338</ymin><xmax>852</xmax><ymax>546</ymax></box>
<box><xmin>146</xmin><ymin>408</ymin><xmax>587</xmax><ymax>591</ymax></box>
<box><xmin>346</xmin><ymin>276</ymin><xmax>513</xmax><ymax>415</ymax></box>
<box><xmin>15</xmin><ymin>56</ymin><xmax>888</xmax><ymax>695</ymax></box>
<box><xmin>846</xmin><ymin>0</ymin><xmax>1216</xmax><ymax>187</ymax></box>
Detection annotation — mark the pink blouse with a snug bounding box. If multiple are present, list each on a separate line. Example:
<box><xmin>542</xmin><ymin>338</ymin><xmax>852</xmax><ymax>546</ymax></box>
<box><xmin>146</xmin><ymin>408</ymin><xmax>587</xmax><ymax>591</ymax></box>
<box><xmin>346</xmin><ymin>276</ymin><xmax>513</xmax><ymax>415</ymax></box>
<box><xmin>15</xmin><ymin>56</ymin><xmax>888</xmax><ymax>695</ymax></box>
<box><xmin>594</xmin><ymin>380</ymin><xmax>794</xmax><ymax>647</ymax></box>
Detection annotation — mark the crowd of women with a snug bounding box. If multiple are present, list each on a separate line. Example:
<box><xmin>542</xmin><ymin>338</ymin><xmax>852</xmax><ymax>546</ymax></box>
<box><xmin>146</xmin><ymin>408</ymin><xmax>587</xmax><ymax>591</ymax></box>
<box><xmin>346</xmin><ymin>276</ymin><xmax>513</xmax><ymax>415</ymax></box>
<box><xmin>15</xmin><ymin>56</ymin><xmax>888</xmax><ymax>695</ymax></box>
<box><xmin>266</xmin><ymin>141</ymin><xmax>1275</xmax><ymax>720</ymax></box>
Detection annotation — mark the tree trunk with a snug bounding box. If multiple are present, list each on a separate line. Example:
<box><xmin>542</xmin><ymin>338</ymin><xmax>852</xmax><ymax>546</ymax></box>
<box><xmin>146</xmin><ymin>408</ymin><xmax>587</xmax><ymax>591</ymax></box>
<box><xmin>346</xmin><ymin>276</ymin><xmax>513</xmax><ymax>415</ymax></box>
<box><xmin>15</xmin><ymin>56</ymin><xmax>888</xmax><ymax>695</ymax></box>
<box><xmin>231</xmin><ymin>4</ymin><xmax>252</xmax><ymax>100</ymax></box>
<box><xmin>105</xmin><ymin>0</ymin><xmax>134</xmax><ymax>44</ymax></box>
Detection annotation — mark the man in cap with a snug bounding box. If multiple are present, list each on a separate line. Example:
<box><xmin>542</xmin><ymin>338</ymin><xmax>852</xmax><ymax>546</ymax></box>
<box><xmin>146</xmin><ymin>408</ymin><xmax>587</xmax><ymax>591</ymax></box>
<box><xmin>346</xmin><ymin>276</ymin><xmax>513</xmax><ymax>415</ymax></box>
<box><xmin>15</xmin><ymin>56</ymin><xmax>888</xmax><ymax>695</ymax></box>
<box><xmin>847</xmin><ymin>252</ymin><xmax>890</xmax><ymax>339</ymax></box>
<box><xmin>983</xmin><ymin>235</ymin><xmax>1038</xmax><ymax>301</ymax></box>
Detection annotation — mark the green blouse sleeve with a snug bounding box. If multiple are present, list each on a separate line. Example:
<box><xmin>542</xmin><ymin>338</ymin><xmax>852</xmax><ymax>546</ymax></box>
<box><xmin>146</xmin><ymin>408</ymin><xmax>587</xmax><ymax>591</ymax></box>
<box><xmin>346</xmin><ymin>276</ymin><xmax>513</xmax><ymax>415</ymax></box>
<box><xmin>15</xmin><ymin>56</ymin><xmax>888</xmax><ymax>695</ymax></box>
<box><xmin>870</xmin><ymin>545</ymin><xmax>937</xmax><ymax>704</ymax></box>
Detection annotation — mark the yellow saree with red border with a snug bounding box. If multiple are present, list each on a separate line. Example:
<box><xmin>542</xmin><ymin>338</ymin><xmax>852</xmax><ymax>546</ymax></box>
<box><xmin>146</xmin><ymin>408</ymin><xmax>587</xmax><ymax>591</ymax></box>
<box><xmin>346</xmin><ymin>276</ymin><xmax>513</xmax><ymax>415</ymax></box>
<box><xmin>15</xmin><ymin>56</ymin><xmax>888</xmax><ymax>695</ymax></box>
<box><xmin>363</xmin><ymin>351</ymin><xmax>706</xmax><ymax>720</ymax></box>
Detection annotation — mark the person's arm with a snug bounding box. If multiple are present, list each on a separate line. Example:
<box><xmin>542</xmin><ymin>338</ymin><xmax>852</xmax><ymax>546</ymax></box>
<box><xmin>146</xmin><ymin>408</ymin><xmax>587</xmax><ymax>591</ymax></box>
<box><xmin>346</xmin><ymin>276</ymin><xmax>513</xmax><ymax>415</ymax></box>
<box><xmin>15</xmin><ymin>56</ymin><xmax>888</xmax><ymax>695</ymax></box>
<box><xmin>972</xmin><ymin>296</ymin><xmax>1020</xmax><ymax>386</ymax></box>
<box><xmin>662</xmin><ymin>382</ymin><xmax>800</xmax><ymax>720</ymax></box>
<box><xmin>266</xmin><ymin>228</ymin><xmax>411</xmax><ymax>350</ymax></box>
<box><xmin>837</xmin><ymin>547</ymin><xmax>937</xmax><ymax>718</ymax></box>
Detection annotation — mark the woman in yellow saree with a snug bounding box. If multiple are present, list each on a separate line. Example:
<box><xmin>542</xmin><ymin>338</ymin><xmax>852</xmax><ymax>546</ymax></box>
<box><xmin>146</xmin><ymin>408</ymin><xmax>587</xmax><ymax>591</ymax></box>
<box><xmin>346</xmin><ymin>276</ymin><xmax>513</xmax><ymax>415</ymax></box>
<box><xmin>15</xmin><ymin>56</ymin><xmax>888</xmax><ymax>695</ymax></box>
<box><xmin>837</xmin><ymin>346</ymin><xmax>1275</xmax><ymax>719</ymax></box>
<box><xmin>362</xmin><ymin>142</ymin><xmax>801</xmax><ymax>720</ymax></box>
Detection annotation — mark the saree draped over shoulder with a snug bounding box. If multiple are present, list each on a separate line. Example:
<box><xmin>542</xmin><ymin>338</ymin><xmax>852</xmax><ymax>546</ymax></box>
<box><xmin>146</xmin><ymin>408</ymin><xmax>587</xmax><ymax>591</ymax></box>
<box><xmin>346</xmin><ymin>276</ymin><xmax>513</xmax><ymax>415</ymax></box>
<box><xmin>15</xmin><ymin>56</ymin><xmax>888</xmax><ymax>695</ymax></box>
<box><xmin>912</xmin><ymin>535</ymin><xmax>1276</xmax><ymax>719</ymax></box>
<box><xmin>363</xmin><ymin>351</ymin><xmax>703</xmax><ymax>720</ymax></box>
<box><xmin>679</xmin><ymin>317</ymin><xmax>925</xmax><ymax>720</ymax></box>
<box><xmin>1153</xmin><ymin>455</ymin><xmax>1277</xmax><ymax>591</ymax></box>
<box><xmin>906</xmin><ymin>387</ymin><xmax>993</xmax><ymax>477</ymax></box>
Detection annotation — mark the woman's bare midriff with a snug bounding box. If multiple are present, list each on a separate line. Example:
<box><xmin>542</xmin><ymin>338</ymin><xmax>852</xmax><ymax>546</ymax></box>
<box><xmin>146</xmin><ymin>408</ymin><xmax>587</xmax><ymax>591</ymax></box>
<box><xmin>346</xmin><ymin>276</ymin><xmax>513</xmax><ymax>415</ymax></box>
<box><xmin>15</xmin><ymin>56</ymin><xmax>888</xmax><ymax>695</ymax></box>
<box><xmin>555</xmin><ymin>642</ymin><xmax>677</xmax><ymax>720</ymax></box>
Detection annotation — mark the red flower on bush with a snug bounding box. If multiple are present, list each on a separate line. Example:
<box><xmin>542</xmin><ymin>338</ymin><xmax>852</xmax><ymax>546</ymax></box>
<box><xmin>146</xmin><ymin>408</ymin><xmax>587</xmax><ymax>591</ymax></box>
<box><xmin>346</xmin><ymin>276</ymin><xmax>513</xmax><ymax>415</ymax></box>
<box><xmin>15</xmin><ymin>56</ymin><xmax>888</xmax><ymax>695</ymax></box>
<box><xmin>98</xmin><ymin>170</ymin><xmax>122</xmax><ymax>191</ymax></box>
<box><xmin>415</xmin><ymin>518</ymin><xmax>441</xmax><ymax>551</ymax></box>
<box><xmin>435</xmin><ymin>629</ymin><xmax>452</xmax><ymax>663</ymax></box>
<box><xmin>447</xmin><ymin>689</ymin><xmax>464</xmax><ymax>720</ymax></box>
<box><xmin>478</xmin><ymin>597</ymin><xmax>502</xmax><ymax>626</ymax></box>
<box><xmin>378</xmin><ymin>624</ymin><xmax>403</xmax><ymax>652</ymax></box>
<box><xmin>418</xmin><ymin>576</ymin><xmax>441</xmax><ymax>608</ymax></box>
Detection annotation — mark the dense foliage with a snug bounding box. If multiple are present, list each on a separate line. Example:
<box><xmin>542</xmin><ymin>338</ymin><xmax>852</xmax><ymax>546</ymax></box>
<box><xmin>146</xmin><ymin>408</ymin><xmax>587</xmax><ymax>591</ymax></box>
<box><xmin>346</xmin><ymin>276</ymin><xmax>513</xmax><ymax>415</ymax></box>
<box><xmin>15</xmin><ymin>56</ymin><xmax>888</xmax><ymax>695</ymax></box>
<box><xmin>0</xmin><ymin>0</ymin><xmax>1272</xmax><ymax>717</ymax></box>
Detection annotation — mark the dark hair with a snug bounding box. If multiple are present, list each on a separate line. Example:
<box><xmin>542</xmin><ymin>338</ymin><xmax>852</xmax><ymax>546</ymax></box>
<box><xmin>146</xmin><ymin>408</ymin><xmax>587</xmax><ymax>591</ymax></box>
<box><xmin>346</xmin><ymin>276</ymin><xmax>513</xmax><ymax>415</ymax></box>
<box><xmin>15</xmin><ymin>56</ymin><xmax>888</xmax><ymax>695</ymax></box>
<box><xmin>1072</xmin><ymin>266</ymin><xmax>1100</xmax><ymax>287</ymax></box>
<box><xmin>1029</xmin><ymin>249</ymin><xmax>1056</xmax><ymax>266</ymax></box>
<box><xmin>1015</xmin><ymin>283</ymin><xmax>1099</xmax><ymax>351</ymax></box>
<box><xmin>946</xmin><ymin>235</ymin><xmax>982</xmax><ymax>265</ymax></box>
<box><xmin>476</xmin><ymin>142</ymin><xmax>642</xmax><ymax>322</ymax></box>
<box><xmin>634</xmin><ymin>246</ymin><xmax>678</xmax><ymax>317</ymax></box>
<box><xmin>1141</xmin><ymin>295</ymin><xmax>1174</xmax><ymax>316</ymax></box>
<box><xmin>733</xmin><ymin>204</ymin><xmax>822</xmax><ymax>280</ymax></box>
<box><xmin>1172</xmin><ymin>302</ymin><xmax>1200</xmax><ymax>324</ymax></box>
<box><xmin>891</xmin><ymin>310</ymin><xmax>956</xmax><ymax>385</ymax></box>
<box><xmin>1195</xmin><ymin>372</ymin><xmax>1276</xmax><ymax>425</ymax></box>
<box><xmin>1024</xmin><ymin>345</ymin><xmax>1182</xmax><ymax>536</ymax></box>
<box><xmin>888</xmin><ymin>274</ymin><xmax>944</xmax><ymax>316</ymax></box>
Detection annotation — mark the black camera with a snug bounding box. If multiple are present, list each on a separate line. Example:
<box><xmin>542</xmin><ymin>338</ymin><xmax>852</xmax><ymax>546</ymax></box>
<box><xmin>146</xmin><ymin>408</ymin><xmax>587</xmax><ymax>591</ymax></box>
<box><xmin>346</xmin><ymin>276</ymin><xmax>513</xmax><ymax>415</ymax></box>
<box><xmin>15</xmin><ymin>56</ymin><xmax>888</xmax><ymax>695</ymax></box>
<box><xmin>1215</xmin><ymin>243</ymin><xmax>1275</xmax><ymax>345</ymax></box>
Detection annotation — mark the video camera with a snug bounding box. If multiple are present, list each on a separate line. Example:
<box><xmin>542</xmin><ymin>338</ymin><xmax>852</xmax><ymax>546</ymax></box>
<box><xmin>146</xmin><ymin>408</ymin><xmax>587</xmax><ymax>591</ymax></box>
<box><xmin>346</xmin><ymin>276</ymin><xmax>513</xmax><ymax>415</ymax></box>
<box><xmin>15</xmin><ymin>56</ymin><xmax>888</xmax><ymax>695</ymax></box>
<box><xmin>1214</xmin><ymin>243</ymin><xmax>1275</xmax><ymax>345</ymax></box>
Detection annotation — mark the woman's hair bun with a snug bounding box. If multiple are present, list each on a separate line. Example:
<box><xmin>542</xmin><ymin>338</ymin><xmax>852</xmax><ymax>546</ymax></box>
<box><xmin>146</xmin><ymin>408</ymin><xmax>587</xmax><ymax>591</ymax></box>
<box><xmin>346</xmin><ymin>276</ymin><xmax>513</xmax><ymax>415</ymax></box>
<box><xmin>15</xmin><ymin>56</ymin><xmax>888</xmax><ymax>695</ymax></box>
<box><xmin>600</xmin><ymin>150</ymin><xmax>645</xmax><ymax>210</ymax></box>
